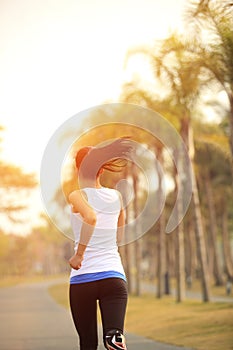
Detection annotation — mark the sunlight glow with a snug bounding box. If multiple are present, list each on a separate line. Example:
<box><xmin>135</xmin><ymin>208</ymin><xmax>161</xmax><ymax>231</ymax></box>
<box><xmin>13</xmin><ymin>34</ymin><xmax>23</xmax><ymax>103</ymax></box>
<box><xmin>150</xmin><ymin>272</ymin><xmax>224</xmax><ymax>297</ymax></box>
<box><xmin>0</xmin><ymin>0</ymin><xmax>186</xmax><ymax>234</ymax></box>
<box><xmin>0</xmin><ymin>0</ymin><xmax>185</xmax><ymax>173</ymax></box>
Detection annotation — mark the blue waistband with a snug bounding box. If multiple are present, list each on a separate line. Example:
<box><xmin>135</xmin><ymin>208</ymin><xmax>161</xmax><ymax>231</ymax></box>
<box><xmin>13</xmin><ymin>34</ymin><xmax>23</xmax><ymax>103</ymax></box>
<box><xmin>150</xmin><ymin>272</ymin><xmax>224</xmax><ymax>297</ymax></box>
<box><xmin>70</xmin><ymin>270</ymin><xmax>126</xmax><ymax>284</ymax></box>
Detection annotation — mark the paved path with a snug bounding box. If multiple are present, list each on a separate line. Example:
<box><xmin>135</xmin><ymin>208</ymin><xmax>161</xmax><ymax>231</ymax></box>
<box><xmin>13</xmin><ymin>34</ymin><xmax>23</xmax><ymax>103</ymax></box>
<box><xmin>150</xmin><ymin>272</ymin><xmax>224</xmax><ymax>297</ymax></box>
<box><xmin>0</xmin><ymin>279</ymin><xmax>194</xmax><ymax>350</ymax></box>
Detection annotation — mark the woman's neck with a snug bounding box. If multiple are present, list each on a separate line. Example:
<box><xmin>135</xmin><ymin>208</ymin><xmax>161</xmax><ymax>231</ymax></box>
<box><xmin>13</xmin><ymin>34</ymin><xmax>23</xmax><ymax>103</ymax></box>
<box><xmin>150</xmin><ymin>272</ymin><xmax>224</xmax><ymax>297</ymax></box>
<box><xmin>79</xmin><ymin>177</ymin><xmax>102</xmax><ymax>189</ymax></box>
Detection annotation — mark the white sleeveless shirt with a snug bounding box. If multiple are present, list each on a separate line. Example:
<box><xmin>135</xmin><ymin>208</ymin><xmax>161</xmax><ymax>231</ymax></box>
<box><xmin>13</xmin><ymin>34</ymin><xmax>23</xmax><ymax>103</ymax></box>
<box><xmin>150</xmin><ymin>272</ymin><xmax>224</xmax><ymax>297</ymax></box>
<box><xmin>70</xmin><ymin>187</ymin><xmax>126</xmax><ymax>281</ymax></box>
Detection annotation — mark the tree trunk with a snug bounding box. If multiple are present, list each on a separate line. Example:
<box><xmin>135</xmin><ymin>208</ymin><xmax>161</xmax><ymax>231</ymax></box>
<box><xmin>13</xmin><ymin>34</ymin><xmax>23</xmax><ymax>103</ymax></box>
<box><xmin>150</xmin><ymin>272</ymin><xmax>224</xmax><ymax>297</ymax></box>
<box><xmin>122</xmin><ymin>166</ymin><xmax>132</xmax><ymax>293</ymax></box>
<box><xmin>175</xmin><ymin>223</ymin><xmax>186</xmax><ymax>302</ymax></box>
<box><xmin>156</xmin><ymin>146</ymin><xmax>166</xmax><ymax>298</ymax></box>
<box><xmin>165</xmin><ymin>234</ymin><xmax>171</xmax><ymax>294</ymax></box>
<box><xmin>222</xmin><ymin>199</ymin><xmax>233</xmax><ymax>280</ymax></box>
<box><xmin>205</xmin><ymin>217</ymin><xmax>215</xmax><ymax>281</ymax></box>
<box><xmin>157</xmin><ymin>213</ymin><xmax>165</xmax><ymax>298</ymax></box>
<box><xmin>174</xmin><ymin>117</ymin><xmax>191</xmax><ymax>302</ymax></box>
<box><xmin>169</xmin><ymin>232</ymin><xmax>176</xmax><ymax>279</ymax></box>
<box><xmin>181</xmin><ymin>117</ymin><xmax>211</xmax><ymax>302</ymax></box>
<box><xmin>148</xmin><ymin>233</ymin><xmax>157</xmax><ymax>281</ymax></box>
<box><xmin>228</xmin><ymin>92</ymin><xmax>233</xmax><ymax>161</ymax></box>
<box><xmin>174</xmin><ymin>153</ymin><xmax>186</xmax><ymax>302</ymax></box>
<box><xmin>132</xmin><ymin>163</ymin><xmax>141</xmax><ymax>296</ymax></box>
<box><xmin>204</xmin><ymin>172</ymin><xmax>224</xmax><ymax>285</ymax></box>
<box><xmin>185</xmin><ymin>215</ymin><xmax>196</xmax><ymax>288</ymax></box>
<box><xmin>192</xmin><ymin>171</ymin><xmax>211</xmax><ymax>301</ymax></box>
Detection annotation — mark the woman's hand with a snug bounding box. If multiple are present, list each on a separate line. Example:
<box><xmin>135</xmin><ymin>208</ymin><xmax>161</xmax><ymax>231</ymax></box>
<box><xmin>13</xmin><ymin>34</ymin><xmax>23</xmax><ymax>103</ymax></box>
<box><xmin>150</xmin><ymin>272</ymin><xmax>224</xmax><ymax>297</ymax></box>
<box><xmin>69</xmin><ymin>254</ymin><xmax>83</xmax><ymax>270</ymax></box>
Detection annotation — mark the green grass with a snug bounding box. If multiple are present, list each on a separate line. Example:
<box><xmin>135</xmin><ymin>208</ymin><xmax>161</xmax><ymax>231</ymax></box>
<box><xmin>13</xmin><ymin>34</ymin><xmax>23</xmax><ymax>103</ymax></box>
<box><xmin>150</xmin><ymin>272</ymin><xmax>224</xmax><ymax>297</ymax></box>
<box><xmin>48</xmin><ymin>282</ymin><xmax>233</xmax><ymax>350</ymax></box>
<box><xmin>125</xmin><ymin>295</ymin><xmax>233</xmax><ymax>350</ymax></box>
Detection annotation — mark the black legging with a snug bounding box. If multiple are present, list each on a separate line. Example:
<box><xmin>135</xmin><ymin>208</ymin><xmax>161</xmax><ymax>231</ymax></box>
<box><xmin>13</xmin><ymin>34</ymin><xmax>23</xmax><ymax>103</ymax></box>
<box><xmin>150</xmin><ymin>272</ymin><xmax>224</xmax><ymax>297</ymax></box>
<box><xmin>69</xmin><ymin>277</ymin><xmax>128</xmax><ymax>350</ymax></box>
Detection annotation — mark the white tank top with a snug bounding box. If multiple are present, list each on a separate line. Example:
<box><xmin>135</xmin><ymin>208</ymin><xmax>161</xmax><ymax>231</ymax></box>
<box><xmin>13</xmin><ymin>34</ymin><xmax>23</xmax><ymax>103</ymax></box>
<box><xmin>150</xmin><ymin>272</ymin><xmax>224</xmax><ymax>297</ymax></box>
<box><xmin>70</xmin><ymin>187</ymin><xmax>125</xmax><ymax>279</ymax></box>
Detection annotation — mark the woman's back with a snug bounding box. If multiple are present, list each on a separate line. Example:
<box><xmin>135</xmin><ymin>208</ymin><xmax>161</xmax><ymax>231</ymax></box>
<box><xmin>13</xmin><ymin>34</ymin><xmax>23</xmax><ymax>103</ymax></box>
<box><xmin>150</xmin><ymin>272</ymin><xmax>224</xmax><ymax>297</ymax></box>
<box><xmin>71</xmin><ymin>187</ymin><xmax>121</xmax><ymax>246</ymax></box>
<box><xmin>70</xmin><ymin>187</ymin><xmax>125</xmax><ymax>278</ymax></box>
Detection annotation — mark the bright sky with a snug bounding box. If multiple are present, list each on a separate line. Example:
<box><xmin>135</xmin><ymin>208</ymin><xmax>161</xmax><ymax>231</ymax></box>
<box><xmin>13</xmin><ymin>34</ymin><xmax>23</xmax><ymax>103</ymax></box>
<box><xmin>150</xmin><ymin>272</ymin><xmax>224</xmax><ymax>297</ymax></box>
<box><xmin>0</xmin><ymin>0</ymin><xmax>186</xmax><ymax>174</ymax></box>
<box><xmin>0</xmin><ymin>0</ymin><xmax>187</xmax><ymax>234</ymax></box>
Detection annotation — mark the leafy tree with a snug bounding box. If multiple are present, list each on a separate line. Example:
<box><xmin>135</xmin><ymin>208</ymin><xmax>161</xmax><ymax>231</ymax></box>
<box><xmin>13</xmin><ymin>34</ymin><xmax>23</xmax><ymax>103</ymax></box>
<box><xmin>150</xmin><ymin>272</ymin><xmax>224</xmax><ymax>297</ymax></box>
<box><xmin>122</xmin><ymin>31</ymin><xmax>213</xmax><ymax>301</ymax></box>
<box><xmin>186</xmin><ymin>0</ymin><xmax>233</xmax><ymax>158</ymax></box>
<box><xmin>0</xmin><ymin>127</ymin><xmax>37</xmax><ymax>229</ymax></box>
<box><xmin>194</xmin><ymin>120</ymin><xmax>231</xmax><ymax>285</ymax></box>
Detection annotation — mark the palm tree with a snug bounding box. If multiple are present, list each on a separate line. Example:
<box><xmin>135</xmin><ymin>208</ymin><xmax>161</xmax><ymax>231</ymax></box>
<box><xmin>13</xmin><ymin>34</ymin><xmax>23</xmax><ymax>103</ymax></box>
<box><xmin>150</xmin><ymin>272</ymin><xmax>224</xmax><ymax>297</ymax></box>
<box><xmin>195</xmin><ymin>116</ymin><xmax>233</xmax><ymax>285</ymax></box>
<box><xmin>186</xmin><ymin>0</ymin><xmax>233</xmax><ymax>159</ymax></box>
<box><xmin>221</xmin><ymin>198</ymin><xmax>233</xmax><ymax>281</ymax></box>
<box><xmin>195</xmin><ymin>141</ymin><xmax>224</xmax><ymax>285</ymax></box>
<box><xmin>123</xmin><ymin>32</ymin><xmax>211</xmax><ymax>301</ymax></box>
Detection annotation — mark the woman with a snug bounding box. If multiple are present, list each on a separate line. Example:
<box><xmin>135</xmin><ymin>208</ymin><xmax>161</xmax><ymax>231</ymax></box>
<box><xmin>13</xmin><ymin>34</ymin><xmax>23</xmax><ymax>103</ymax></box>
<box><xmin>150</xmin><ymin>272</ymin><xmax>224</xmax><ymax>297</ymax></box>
<box><xmin>68</xmin><ymin>138</ymin><xmax>133</xmax><ymax>350</ymax></box>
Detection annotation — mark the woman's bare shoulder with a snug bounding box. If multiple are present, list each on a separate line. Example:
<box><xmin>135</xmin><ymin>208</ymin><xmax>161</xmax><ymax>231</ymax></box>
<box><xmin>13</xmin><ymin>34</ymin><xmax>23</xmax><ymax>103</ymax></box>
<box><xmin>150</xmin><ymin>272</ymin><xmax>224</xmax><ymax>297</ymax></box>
<box><xmin>68</xmin><ymin>189</ymin><xmax>87</xmax><ymax>203</ymax></box>
<box><xmin>68</xmin><ymin>190</ymin><xmax>89</xmax><ymax>214</ymax></box>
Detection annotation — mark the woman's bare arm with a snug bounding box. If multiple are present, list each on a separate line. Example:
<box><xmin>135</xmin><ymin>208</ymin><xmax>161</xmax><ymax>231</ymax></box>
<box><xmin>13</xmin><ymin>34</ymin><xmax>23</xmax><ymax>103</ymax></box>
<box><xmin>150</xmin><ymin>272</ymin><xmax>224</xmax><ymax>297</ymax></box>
<box><xmin>68</xmin><ymin>190</ymin><xmax>97</xmax><ymax>269</ymax></box>
<box><xmin>117</xmin><ymin>192</ymin><xmax>125</xmax><ymax>244</ymax></box>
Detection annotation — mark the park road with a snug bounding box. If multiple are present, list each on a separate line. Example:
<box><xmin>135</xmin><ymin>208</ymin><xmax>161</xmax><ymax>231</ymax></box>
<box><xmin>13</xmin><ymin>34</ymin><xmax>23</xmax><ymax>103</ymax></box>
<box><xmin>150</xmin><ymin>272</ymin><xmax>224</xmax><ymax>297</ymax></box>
<box><xmin>0</xmin><ymin>278</ymin><xmax>194</xmax><ymax>350</ymax></box>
